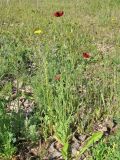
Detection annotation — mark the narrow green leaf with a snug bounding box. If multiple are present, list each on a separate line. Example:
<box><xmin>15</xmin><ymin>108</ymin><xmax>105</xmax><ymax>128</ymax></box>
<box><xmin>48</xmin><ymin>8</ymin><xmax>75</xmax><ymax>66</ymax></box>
<box><xmin>77</xmin><ymin>131</ymin><xmax>103</xmax><ymax>159</ymax></box>
<box><xmin>62</xmin><ymin>142</ymin><xmax>69</xmax><ymax>160</ymax></box>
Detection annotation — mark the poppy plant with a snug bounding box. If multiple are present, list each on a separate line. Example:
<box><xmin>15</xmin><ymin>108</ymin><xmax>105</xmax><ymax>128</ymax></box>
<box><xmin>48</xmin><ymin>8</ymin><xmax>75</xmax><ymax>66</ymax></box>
<box><xmin>83</xmin><ymin>52</ymin><xmax>90</xmax><ymax>59</ymax></box>
<box><xmin>54</xmin><ymin>74</ymin><xmax>61</xmax><ymax>81</ymax></box>
<box><xmin>54</xmin><ymin>11</ymin><xmax>64</xmax><ymax>17</ymax></box>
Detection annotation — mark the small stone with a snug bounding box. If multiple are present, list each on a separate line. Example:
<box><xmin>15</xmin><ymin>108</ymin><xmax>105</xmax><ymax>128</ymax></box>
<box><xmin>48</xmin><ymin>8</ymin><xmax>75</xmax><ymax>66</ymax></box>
<box><xmin>54</xmin><ymin>141</ymin><xmax>63</xmax><ymax>151</ymax></box>
<box><xmin>7</xmin><ymin>100</ymin><xmax>19</xmax><ymax>112</ymax></box>
<box><xmin>25</xmin><ymin>85</ymin><xmax>33</xmax><ymax>94</ymax></box>
<box><xmin>49</xmin><ymin>150</ymin><xmax>62</xmax><ymax>159</ymax></box>
<box><xmin>48</xmin><ymin>141</ymin><xmax>62</xmax><ymax>159</ymax></box>
<box><xmin>71</xmin><ymin>148</ymin><xmax>79</xmax><ymax>157</ymax></box>
<box><xmin>48</xmin><ymin>142</ymin><xmax>56</xmax><ymax>153</ymax></box>
<box><xmin>72</xmin><ymin>141</ymin><xmax>80</xmax><ymax>150</ymax></box>
<box><xmin>30</xmin><ymin>147</ymin><xmax>39</xmax><ymax>156</ymax></box>
<box><xmin>79</xmin><ymin>154</ymin><xmax>86</xmax><ymax>160</ymax></box>
<box><xmin>78</xmin><ymin>135</ymin><xmax>87</xmax><ymax>142</ymax></box>
<box><xmin>23</xmin><ymin>100</ymin><xmax>30</xmax><ymax>108</ymax></box>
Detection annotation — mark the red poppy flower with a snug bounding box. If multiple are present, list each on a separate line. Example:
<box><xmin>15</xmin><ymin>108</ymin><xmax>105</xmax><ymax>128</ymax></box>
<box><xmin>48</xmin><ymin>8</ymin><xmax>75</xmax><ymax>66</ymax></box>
<box><xmin>83</xmin><ymin>52</ymin><xmax>90</xmax><ymax>59</ymax></box>
<box><xmin>54</xmin><ymin>11</ymin><xmax>64</xmax><ymax>17</ymax></box>
<box><xmin>54</xmin><ymin>74</ymin><xmax>61</xmax><ymax>81</ymax></box>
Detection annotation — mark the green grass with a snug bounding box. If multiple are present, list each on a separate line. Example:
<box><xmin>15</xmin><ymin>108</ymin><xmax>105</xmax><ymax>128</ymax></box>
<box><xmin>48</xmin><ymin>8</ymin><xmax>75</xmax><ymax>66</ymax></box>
<box><xmin>91</xmin><ymin>127</ymin><xmax>120</xmax><ymax>160</ymax></box>
<box><xmin>0</xmin><ymin>0</ymin><xmax>120</xmax><ymax>159</ymax></box>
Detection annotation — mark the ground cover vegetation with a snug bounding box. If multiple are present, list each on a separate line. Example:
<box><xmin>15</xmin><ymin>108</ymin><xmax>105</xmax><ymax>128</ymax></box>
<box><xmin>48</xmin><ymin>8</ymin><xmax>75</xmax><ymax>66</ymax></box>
<box><xmin>0</xmin><ymin>0</ymin><xmax>120</xmax><ymax>159</ymax></box>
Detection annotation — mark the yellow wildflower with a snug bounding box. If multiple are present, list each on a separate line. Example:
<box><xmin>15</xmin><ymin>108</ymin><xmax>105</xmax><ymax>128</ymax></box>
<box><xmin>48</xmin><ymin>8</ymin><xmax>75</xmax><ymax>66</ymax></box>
<box><xmin>111</xmin><ymin>17</ymin><xmax>116</xmax><ymax>21</ymax></box>
<box><xmin>34</xmin><ymin>29</ymin><xmax>43</xmax><ymax>34</ymax></box>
